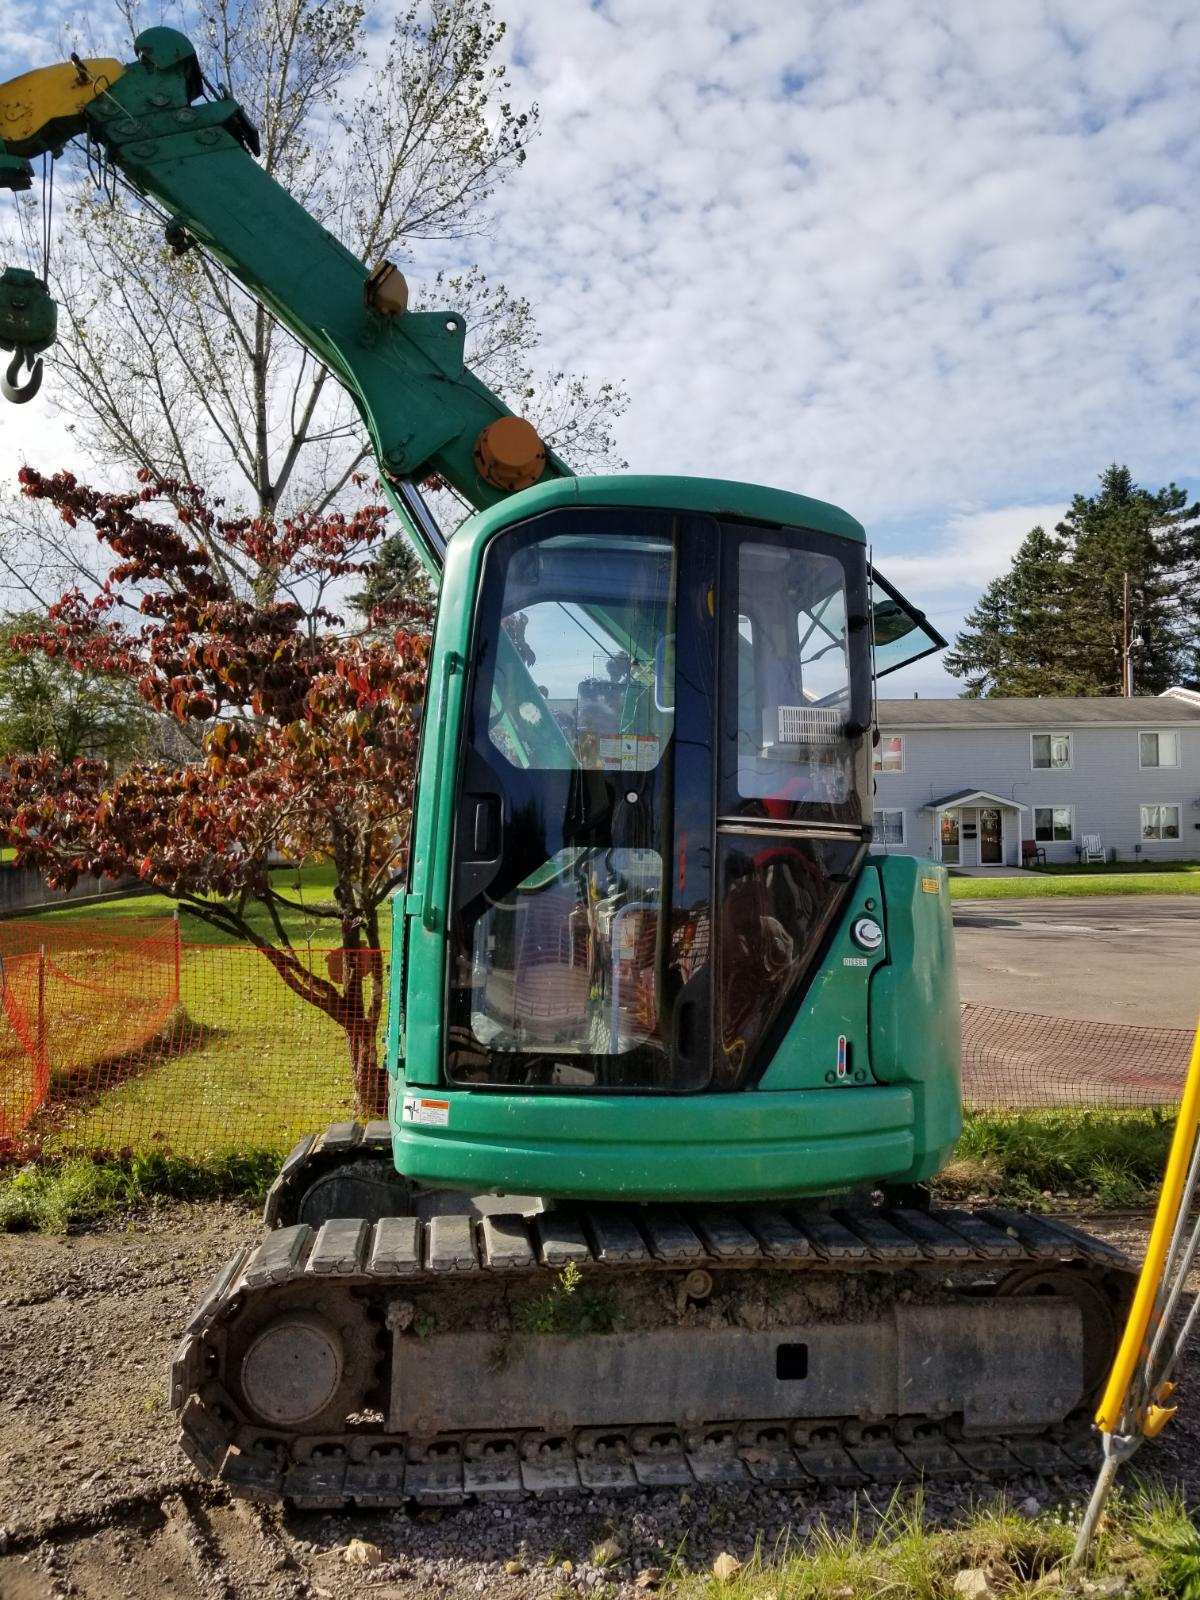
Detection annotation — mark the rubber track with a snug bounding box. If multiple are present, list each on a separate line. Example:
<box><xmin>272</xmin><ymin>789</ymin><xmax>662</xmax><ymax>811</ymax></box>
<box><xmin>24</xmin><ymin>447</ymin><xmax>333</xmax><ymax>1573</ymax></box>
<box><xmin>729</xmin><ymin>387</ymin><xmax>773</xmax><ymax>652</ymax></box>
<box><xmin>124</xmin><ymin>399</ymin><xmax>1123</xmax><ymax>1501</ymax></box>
<box><xmin>172</xmin><ymin>1199</ymin><xmax>1133</xmax><ymax>1508</ymax></box>
<box><xmin>262</xmin><ymin>1122</ymin><xmax>392</xmax><ymax>1228</ymax></box>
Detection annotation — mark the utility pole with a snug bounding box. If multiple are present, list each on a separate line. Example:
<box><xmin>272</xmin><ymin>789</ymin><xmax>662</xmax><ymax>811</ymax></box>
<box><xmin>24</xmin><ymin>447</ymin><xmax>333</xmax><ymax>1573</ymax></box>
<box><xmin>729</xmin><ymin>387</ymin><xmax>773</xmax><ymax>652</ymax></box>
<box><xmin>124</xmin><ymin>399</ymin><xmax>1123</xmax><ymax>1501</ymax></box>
<box><xmin>1122</xmin><ymin>572</ymin><xmax>1134</xmax><ymax>697</ymax></box>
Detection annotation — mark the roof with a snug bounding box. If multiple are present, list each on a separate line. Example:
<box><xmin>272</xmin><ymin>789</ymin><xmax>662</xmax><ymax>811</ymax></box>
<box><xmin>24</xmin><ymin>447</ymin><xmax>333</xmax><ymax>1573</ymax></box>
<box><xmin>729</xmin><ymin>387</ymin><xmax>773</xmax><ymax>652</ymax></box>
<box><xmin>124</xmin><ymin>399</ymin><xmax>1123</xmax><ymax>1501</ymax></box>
<box><xmin>877</xmin><ymin>694</ymin><xmax>1200</xmax><ymax>728</ymax></box>
<box><xmin>454</xmin><ymin>474</ymin><xmax>866</xmax><ymax>547</ymax></box>
<box><xmin>924</xmin><ymin>789</ymin><xmax>1024</xmax><ymax>811</ymax></box>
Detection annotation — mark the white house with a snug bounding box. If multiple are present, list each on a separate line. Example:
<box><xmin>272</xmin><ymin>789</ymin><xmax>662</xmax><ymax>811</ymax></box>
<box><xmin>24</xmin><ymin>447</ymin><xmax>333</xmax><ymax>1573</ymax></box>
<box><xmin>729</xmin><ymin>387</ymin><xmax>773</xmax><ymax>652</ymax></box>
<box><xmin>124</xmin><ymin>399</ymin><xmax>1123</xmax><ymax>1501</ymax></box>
<box><xmin>871</xmin><ymin>688</ymin><xmax>1200</xmax><ymax>867</ymax></box>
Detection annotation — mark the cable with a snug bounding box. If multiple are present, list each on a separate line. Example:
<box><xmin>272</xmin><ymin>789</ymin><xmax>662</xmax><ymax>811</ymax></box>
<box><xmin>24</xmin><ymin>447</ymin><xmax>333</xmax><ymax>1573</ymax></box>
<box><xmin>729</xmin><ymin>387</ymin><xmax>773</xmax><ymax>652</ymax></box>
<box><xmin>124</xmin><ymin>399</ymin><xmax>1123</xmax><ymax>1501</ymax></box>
<box><xmin>40</xmin><ymin>152</ymin><xmax>55</xmax><ymax>281</ymax></box>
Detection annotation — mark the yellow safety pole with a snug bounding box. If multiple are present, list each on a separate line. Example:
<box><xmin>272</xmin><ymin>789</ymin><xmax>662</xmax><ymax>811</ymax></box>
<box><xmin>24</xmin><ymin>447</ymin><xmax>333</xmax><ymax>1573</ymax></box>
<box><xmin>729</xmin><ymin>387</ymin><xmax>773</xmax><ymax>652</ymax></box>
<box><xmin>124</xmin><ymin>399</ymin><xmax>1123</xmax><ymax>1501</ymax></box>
<box><xmin>1072</xmin><ymin>1014</ymin><xmax>1200</xmax><ymax>1567</ymax></box>
<box><xmin>1094</xmin><ymin>1018</ymin><xmax>1200</xmax><ymax>1433</ymax></box>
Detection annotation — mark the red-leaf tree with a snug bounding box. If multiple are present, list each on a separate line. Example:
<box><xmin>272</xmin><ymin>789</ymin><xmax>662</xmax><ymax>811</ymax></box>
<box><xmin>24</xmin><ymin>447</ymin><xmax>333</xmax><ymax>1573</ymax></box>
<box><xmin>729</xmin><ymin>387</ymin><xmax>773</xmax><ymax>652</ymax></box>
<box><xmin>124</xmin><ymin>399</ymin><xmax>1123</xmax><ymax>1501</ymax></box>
<box><xmin>0</xmin><ymin>467</ymin><xmax>432</xmax><ymax>1116</ymax></box>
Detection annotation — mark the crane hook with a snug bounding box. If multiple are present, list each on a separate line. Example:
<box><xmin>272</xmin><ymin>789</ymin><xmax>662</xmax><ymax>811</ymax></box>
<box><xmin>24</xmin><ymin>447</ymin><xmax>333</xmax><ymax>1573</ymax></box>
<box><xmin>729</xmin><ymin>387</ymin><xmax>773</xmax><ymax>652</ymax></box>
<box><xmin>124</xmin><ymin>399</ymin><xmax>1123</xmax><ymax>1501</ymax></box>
<box><xmin>1</xmin><ymin>347</ymin><xmax>43</xmax><ymax>405</ymax></box>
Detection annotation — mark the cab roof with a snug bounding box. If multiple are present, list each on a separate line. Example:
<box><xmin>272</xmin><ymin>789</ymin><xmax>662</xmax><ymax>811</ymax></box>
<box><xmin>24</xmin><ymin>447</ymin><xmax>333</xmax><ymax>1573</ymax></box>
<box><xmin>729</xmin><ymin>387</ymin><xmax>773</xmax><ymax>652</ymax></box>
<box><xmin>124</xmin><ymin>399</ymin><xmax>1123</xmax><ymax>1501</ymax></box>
<box><xmin>454</xmin><ymin>474</ymin><xmax>867</xmax><ymax>548</ymax></box>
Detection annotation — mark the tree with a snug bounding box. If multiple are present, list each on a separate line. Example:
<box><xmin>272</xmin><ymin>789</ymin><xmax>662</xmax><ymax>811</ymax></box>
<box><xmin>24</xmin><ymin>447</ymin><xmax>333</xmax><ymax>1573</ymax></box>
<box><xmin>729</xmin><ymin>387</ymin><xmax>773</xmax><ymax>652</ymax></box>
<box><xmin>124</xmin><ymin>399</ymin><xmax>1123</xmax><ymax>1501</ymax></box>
<box><xmin>0</xmin><ymin>611</ymin><xmax>151</xmax><ymax>762</ymax></box>
<box><xmin>0</xmin><ymin>467</ymin><xmax>431</xmax><ymax>1116</ymax></box>
<box><xmin>5</xmin><ymin>0</ymin><xmax>626</xmax><ymax>554</ymax></box>
<box><xmin>1058</xmin><ymin>465</ymin><xmax>1200</xmax><ymax>696</ymax></box>
<box><xmin>944</xmin><ymin>525</ymin><xmax>1075</xmax><ymax>698</ymax></box>
<box><xmin>946</xmin><ymin>465</ymin><xmax>1200</xmax><ymax>697</ymax></box>
<box><xmin>350</xmin><ymin>533</ymin><xmax>436</xmax><ymax>627</ymax></box>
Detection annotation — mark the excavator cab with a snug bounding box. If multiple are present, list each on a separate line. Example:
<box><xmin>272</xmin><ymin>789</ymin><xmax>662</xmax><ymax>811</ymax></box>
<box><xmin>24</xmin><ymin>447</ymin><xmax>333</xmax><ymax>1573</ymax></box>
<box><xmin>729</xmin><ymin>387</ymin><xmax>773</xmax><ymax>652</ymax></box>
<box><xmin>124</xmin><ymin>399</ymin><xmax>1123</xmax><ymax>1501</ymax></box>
<box><xmin>391</xmin><ymin>476</ymin><xmax>957</xmax><ymax>1200</ymax></box>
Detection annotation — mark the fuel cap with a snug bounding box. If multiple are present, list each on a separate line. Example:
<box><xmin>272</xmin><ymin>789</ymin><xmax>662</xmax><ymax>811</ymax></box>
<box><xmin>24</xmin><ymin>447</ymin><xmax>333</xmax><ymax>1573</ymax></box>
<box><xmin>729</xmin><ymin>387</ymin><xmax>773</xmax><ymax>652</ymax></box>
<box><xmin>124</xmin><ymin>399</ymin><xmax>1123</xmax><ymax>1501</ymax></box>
<box><xmin>851</xmin><ymin>916</ymin><xmax>883</xmax><ymax>953</ymax></box>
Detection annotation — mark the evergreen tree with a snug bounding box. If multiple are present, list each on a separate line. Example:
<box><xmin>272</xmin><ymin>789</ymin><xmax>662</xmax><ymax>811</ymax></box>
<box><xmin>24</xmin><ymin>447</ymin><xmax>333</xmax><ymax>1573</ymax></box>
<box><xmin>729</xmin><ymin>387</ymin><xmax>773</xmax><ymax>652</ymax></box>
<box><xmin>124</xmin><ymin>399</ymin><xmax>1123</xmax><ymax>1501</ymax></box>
<box><xmin>943</xmin><ymin>525</ymin><xmax>1073</xmax><ymax>697</ymax></box>
<box><xmin>350</xmin><ymin>534</ymin><xmax>436</xmax><ymax>631</ymax></box>
<box><xmin>1057</xmin><ymin>465</ymin><xmax>1200</xmax><ymax>695</ymax></box>
<box><xmin>946</xmin><ymin>465</ymin><xmax>1200</xmax><ymax>697</ymax></box>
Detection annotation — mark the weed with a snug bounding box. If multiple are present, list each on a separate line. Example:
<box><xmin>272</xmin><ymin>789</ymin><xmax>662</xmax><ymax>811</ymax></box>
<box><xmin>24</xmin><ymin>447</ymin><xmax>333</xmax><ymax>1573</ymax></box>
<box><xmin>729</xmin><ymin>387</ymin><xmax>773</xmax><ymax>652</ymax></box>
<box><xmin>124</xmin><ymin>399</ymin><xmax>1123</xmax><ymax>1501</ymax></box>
<box><xmin>669</xmin><ymin>1485</ymin><xmax>1189</xmax><ymax>1599</ymax></box>
<box><xmin>513</xmin><ymin>1260</ymin><xmax>620</xmax><ymax>1337</ymax></box>
<box><xmin>0</xmin><ymin>1148</ymin><xmax>277</xmax><ymax>1232</ymax></box>
<box><xmin>939</xmin><ymin>1107</ymin><xmax>1175</xmax><ymax>1207</ymax></box>
<box><xmin>1133</xmin><ymin>1485</ymin><xmax>1200</xmax><ymax>1599</ymax></box>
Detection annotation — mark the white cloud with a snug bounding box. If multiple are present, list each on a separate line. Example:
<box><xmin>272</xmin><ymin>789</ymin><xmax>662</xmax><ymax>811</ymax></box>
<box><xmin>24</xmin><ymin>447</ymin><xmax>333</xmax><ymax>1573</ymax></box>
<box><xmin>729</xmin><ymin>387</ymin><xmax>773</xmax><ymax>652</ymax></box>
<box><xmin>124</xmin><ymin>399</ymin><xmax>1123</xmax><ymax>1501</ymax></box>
<box><xmin>1</xmin><ymin>0</ymin><xmax>1198</xmax><ymax>685</ymax></box>
<box><xmin>466</xmin><ymin>0</ymin><xmax>1200</xmax><ymax>529</ymax></box>
<box><xmin>881</xmin><ymin>502</ymin><xmax>1070</xmax><ymax>595</ymax></box>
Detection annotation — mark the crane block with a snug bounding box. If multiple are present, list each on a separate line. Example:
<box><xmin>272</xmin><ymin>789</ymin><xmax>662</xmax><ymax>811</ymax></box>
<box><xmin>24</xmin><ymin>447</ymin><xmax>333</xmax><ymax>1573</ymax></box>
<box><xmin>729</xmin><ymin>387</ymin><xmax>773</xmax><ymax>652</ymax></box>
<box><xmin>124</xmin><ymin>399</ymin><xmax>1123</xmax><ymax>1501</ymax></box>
<box><xmin>0</xmin><ymin>266</ymin><xmax>56</xmax><ymax>355</ymax></box>
<box><xmin>0</xmin><ymin>58</ymin><xmax>125</xmax><ymax>157</ymax></box>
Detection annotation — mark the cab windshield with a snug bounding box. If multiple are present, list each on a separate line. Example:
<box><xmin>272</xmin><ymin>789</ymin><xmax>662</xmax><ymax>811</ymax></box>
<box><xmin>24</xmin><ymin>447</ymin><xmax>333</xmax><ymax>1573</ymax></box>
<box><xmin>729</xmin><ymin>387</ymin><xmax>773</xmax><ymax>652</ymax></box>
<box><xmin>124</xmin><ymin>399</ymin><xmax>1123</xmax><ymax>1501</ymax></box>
<box><xmin>446</xmin><ymin>506</ymin><xmax>870</xmax><ymax>1093</ymax></box>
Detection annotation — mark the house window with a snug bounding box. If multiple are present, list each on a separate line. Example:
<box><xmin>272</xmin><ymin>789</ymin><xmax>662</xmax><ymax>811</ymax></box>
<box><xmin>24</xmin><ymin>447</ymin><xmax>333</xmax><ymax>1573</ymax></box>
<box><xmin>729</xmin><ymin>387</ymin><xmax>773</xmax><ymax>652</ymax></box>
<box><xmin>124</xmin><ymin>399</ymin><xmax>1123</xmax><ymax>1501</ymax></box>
<box><xmin>1031</xmin><ymin>732</ymin><xmax>1071</xmax><ymax>770</ymax></box>
<box><xmin>1139</xmin><ymin>731</ymin><xmax>1181</xmax><ymax>769</ymax></box>
<box><xmin>876</xmin><ymin>809</ymin><xmax>905</xmax><ymax>846</ymax></box>
<box><xmin>874</xmin><ymin>734</ymin><xmax>904</xmax><ymax>773</ymax></box>
<box><xmin>1033</xmin><ymin>805</ymin><xmax>1073</xmax><ymax>842</ymax></box>
<box><xmin>1141</xmin><ymin>804</ymin><xmax>1181</xmax><ymax>841</ymax></box>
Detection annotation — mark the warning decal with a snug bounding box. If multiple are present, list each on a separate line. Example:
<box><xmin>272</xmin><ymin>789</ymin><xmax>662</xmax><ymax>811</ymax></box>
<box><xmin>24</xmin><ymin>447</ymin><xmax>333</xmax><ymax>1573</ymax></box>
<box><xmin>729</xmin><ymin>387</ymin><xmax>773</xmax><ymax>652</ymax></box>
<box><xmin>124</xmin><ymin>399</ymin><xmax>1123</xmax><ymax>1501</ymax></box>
<box><xmin>402</xmin><ymin>1095</ymin><xmax>451</xmax><ymax>1127</ymax></box>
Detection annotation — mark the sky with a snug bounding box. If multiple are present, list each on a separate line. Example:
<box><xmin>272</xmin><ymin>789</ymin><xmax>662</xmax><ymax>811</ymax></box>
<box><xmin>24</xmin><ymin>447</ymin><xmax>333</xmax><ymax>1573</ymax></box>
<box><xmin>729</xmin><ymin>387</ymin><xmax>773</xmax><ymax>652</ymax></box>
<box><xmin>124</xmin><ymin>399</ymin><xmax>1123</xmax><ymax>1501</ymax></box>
<box><xmin>3</xmin><ymin>0</ymin><xmax>1200</xmax><ymax>695</ymax></box>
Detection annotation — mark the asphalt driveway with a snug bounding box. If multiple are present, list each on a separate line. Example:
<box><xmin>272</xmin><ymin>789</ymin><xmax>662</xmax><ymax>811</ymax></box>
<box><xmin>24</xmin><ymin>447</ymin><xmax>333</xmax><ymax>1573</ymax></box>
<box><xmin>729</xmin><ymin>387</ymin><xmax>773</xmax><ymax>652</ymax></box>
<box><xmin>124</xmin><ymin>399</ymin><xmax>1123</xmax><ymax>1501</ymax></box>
<box><xmin>953</xmin><ymin>894</ymin><xmax>1200</xmax><ymax>1030</ymax></box>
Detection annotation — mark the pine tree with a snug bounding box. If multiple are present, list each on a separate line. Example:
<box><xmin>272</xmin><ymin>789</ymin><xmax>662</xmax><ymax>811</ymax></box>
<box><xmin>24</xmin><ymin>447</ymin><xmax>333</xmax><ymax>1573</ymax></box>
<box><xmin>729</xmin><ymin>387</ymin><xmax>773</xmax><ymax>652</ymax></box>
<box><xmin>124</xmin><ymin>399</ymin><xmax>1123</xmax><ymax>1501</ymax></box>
<box><xmin>350</xmin><ymin>535</ymin><xmax>436</xmax><ymax>631</ymax></box>
<box><xmin>1057</xmin><ymin>465</ymin><xmax>1200</xmax><ymax>695</ymax></box>
<box><xmin>943</xmin><ymin>525</ymin><xmax>1072</xmax><ymax>696</ymax></box>
<box><xmin>946</xmin><ymin>465</ymin><xmax>1200</xmax><ymax>697</ymax></box>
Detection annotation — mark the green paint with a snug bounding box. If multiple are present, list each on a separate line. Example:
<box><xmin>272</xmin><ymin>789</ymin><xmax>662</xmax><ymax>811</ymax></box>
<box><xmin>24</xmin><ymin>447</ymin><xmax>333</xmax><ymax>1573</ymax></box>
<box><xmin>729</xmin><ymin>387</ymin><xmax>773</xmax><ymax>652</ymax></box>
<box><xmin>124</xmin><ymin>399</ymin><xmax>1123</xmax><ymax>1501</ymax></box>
<box><xmin>0</xmin><ymin>267</ymin><xmax>56</xmax><ymax>355</ymax></box>
<box><xmin>456</xmin><ymin>471</ymin><xmax>867</xmax><ymax>547</ymax></box>
<box><xmin>756</xmin><ymin>865</ymin><xmax>887</xmax><ymax>1093</ymax></box>
<box><xmin>392</xmin><ymin>1080</ymin><xmax>920</xmax><ymax>1201</ymax></box>
<box><xmin>392</xmin><ymin>484</ymin><xmax>962</xmax><ymax>1199</ymax></box>
<box><xmin>870</xmin><ymin>856</ymin><xmax>964</xmax><ymax>1183</ymax></box>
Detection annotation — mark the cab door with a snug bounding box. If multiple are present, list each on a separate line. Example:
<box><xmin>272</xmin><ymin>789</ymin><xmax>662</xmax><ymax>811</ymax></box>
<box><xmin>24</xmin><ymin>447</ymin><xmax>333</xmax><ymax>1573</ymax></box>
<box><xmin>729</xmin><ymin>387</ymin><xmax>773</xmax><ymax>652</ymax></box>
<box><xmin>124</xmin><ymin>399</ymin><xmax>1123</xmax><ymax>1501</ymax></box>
<box><xmin>445</xmin><ymin>506</ymin><xmax>718</xmax><ymax>1093</ymax></box>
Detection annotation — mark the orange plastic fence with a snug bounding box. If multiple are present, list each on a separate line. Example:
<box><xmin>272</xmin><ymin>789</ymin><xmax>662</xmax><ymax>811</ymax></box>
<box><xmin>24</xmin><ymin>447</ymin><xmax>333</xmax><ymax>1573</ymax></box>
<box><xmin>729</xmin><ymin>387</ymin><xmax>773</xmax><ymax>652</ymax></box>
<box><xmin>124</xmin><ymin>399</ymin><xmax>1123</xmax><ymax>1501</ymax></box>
<box><xmin>0</xmin><ymin>918</ymin><xmax>1191</xmax><ymax>1160</ymax></box>
<box><xmin>0</xmin><ymin>917</ymin><xmax>384</xmax><ymax>1158</ymax></box>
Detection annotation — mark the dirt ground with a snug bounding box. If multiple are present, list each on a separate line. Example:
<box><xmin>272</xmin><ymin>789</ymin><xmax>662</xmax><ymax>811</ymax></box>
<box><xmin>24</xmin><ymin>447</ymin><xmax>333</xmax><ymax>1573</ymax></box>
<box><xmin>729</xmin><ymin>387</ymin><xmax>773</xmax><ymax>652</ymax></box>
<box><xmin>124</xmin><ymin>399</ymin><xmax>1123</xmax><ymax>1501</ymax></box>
<box><xmin>0</xmin><ymin>1204</ymin><xmax>1196</xmax><ymax>1600</ymax></box>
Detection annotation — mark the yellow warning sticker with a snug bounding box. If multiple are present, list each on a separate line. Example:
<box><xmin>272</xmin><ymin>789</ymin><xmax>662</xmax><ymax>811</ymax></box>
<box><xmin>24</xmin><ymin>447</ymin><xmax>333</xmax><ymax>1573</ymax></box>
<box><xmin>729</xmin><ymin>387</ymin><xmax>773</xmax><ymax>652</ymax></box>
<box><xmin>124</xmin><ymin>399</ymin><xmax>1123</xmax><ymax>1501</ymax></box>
<box><xmin>920</xmin><ymin>875</ymin><xmax>941</xmax><ymax>894</ymax></box>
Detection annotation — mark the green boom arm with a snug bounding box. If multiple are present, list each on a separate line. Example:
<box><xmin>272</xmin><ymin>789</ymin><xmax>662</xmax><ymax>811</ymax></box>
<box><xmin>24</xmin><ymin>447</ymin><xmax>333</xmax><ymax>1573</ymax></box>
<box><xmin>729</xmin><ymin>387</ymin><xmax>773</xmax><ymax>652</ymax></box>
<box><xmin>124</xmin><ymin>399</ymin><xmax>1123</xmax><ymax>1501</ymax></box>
<box><xmin>0</xmin><ymin>27</ymin><xmax>572</xmax><ymax>572</ymax></box>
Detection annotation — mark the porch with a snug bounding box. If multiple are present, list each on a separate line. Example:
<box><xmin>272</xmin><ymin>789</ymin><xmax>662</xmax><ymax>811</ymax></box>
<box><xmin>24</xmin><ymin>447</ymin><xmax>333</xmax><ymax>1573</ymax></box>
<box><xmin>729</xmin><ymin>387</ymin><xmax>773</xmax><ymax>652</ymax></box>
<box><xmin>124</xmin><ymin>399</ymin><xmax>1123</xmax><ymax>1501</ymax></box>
<box><xmin>924</xmin><ymin>788</ymin><xmax>1026</xmax><ymax>869</ymax></box>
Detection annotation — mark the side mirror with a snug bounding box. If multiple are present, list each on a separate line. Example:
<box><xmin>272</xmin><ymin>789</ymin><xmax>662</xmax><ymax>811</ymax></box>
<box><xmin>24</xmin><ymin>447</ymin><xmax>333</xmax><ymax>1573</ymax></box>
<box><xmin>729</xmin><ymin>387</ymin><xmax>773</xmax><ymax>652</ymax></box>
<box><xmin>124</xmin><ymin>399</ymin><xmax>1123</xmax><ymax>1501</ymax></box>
<box><xmin>654</xmin><ymin>633</ymin><xmax>675</xmax><ymax>713</ymax></box>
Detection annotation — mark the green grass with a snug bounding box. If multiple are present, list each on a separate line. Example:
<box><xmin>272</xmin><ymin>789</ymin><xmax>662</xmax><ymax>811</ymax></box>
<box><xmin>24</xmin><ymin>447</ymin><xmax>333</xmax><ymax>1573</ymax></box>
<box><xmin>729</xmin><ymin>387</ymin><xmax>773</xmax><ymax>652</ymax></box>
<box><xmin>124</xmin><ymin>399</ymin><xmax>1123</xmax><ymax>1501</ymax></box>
<box><xmin>0</xmin><ymin>1148</ymin><xmax>277</xmax><ymax>1231</ymax></box>
<box><xmin>32</xmin><ymin>862</ymin><xmax>377</xmax><ymax>947</ymax></box>
<box><xmin>950</xmin><ymin>861</ymin><xmax>1200</xmax><ymax>899</ymax></box>
<box><xmin>40</xmin><ymin>950</ymin><xmax>361</xmax><ymax>1156</ymax></box>
<box><xmin>671</xmin><ymin>1485</ymin><xmax>1196</xmax><ymax>1600</ymax></box>
<box><xmin>940</xmin><ymin>1107</ymin><xmax>1175</xmax><ymax>1209</ymax></box>
<box><xmin>7</xmin><ymin>863</ymin><xmax>383</xmax><ymax>1158</ymax></box>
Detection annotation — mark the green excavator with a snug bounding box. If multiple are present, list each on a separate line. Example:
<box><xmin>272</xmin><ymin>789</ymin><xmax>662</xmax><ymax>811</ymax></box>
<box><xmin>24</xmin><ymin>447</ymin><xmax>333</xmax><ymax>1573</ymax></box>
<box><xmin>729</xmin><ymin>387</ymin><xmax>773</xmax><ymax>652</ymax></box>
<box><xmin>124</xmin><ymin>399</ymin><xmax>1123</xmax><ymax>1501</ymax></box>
<box><xmin>1</xmin><ymin>32</ymin><xmax>1132</xmax><ymax>1506</ymax></box>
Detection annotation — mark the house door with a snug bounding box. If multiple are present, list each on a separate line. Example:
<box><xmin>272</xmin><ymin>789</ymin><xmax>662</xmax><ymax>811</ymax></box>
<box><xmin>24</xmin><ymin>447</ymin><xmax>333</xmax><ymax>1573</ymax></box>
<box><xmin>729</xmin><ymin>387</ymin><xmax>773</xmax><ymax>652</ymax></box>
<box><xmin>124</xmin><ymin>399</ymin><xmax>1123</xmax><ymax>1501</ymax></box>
<box><xmin>940</xmin><ymin>811</ymin><xmax>960</xmax><ymax>865</ymax></box>
<box><xmin>979</xmin><ymin>807</ymin><xmax>1002</xmax><ymax>864</ymax></box>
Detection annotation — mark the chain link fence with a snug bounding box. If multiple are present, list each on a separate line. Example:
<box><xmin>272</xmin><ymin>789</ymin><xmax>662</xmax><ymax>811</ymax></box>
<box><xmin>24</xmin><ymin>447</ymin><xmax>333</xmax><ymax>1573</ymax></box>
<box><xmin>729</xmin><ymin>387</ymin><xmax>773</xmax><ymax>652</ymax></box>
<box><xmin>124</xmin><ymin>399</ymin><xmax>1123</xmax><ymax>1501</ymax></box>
<box><xmin>0</xmin><ymin>916</ymin><xmax>1191</xmax><ymax>1161</ymax></box>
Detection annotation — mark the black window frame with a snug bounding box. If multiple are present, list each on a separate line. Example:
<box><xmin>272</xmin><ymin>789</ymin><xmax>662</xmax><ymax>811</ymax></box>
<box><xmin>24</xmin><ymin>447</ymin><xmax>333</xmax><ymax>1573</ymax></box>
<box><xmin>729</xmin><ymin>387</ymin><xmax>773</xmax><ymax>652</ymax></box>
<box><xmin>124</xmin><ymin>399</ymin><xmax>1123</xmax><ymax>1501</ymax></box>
<box><xmin>717</xmin><ymin>521</ymin><xmax>870</xmax><ymax>830</ymax></box>
<box><xmin>442</xmin><ymin>506</ymin><xmax>872</xmax><ymax>1096</ymax></box>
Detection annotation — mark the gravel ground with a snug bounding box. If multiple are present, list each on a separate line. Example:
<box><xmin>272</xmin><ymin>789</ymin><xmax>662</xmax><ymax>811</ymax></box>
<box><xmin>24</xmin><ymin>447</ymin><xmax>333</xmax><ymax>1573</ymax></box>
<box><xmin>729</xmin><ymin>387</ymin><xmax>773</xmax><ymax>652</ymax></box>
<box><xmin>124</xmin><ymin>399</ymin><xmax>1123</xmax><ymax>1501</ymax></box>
<box><xmin>0</xmin><ymin>1205</ymin><xmax>1195</xmax><ymax>1600</ymax></box>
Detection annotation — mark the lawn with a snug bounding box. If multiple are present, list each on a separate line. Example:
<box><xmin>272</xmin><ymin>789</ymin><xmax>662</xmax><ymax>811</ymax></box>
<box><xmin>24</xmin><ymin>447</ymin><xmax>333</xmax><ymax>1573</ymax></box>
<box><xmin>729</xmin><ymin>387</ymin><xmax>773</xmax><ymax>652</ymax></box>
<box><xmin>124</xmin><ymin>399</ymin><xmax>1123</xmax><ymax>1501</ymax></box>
<box><xmin>31</xmin><ymin>861</ymin><xmax>387</xmax><ymax>947</ymax></box>
<box><xmin>941</xmin><ymin>1106</ymin><xmax>1175</xmax><ymax>1209</ymax></box>
<box><xmin>2</xmin><ymin>865</ymin><xmax>391</xmax><ymax>1159</ymax></box>
<box><xmin>949</xmin><ymin>860</ymin><xmax>1200</xmax><ymax>899</ymax></box>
